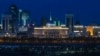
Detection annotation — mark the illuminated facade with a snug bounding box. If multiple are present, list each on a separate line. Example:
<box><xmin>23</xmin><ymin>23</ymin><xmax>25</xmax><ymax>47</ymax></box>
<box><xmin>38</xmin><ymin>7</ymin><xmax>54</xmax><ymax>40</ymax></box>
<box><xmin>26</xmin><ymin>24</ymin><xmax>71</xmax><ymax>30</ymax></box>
<box><xmin>21</xmin><ymin>11</ymin><xmax>29</xmax><ymax>26</ymax></box>
<box><xmin>34</xmin><ymin>26</ymin><xmax>69</xmax><ymax>38</ymax></box>
<box><xmin>85</xmin><ymin>26</ymin><xmax>100</xmax><ymax>37</ymax></box>
<box><xmin>93</xmin><ymin>26</ymin><xmax>100</xmax><ymax>37</ymax></box>
<box><xmin>2</xmin><ymin>14</ymin><xmax>12</xmax><ymax>32</ymax></box>
<box><xmin>86</xmin><ymin>26</ymin><xmax>94</xmax><ymax>36</ymax></box>
<box><xmin>74</xmin><ymin>25</ymin><xmax>86</xmax><ymax>37</ymax></box>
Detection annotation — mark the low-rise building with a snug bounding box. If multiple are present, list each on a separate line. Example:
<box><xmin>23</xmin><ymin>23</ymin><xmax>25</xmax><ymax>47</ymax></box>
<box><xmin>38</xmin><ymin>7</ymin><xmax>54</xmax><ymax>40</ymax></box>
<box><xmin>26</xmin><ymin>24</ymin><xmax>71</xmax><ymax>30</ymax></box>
<box><xmin>33</xmin><ymin>26</ymin><xmax>69</xmax><ymax>38</ymax></box>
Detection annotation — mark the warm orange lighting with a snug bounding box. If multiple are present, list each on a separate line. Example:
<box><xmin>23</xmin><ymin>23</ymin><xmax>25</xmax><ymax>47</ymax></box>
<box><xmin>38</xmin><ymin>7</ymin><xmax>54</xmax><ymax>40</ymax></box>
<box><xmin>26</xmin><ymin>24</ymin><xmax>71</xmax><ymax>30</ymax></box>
<box><xmin>86</xmin><ymin>26</ymin><xmax>94</xmax><ymax>36</ymax></box>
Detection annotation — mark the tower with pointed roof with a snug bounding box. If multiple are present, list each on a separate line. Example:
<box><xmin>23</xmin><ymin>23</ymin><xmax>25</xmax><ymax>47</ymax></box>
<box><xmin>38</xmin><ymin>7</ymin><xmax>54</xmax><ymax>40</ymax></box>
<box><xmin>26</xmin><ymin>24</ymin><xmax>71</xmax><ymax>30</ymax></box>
<box><xmin>50</xmin><ymin>12</ymin><xmax>52</xmax><ymax>22</ymax></box>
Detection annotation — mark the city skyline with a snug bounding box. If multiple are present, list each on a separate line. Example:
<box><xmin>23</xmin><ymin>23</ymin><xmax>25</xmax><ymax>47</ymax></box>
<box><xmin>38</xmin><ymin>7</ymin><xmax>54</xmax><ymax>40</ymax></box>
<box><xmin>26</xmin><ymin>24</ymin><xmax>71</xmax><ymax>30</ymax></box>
<box><xmin>0</xmin><ymin>0</ymin><xmax>100</xmax><ymax>25</ymax></box>
<box><xmin>0</xmin><ymin>1</ymin><xmax>100</xmax><ymax>56</ymax></box>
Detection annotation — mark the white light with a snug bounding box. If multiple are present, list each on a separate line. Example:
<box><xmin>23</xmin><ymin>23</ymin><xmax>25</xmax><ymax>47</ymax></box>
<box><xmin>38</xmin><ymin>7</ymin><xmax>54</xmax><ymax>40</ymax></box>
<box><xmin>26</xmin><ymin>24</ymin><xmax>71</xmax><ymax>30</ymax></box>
<box><xmin>46</xmin><ymin>23</ymin><xmax>56</xmax><ymax>27</ymax></box>
<box><xmin>34</xmin><ymin>27</ymin><xmax>69</xmax><ymax>29</ymax></box>
<box><xmin>61</xmin><ymin>24</ymin><xmax>66</xmax><ymax>27</ymax></box>
<box><xmin>74</xmin><ymin>25</ymin><xmax>84</xmax><ymax>28</ymax></box>
<box><xmin>6</xmin><ymin>33</ymin><xmax>9</xmax><ymax>34</ymax></box>
<box><xmin>19</xmin><ymin>26</ymin><xmax>28</xmax><ymax>32</ymax></box>
<box><xmin>74</xmin><ymin>31</ymin><xmax>83</xmax><ymax>32</ymax></box>
<box><xmin>93</xmin><ymin>26</ymin><xmax>100</xmax><ymax>28</ymax></box>
<box><xmin>74</xmin><ymin>31</ymin><xmax>80</xmax><ymax>32</ymax></box>
<box><xmin>32</xmin><ymin>24</ymin><xmax>34</xmax><ymax>26</ymax></box>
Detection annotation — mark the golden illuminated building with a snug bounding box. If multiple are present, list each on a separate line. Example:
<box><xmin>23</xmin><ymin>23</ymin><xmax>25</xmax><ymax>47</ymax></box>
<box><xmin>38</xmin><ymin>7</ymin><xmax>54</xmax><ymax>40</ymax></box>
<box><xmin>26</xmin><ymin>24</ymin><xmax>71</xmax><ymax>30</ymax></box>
<box><xmin>34</xmin><ymin>26</ymin><xmax>69</xmax><ymax>38</ymax></box>
<box><xmin>86</xmin><ymin>26</ymin><xmax>94</xmax><ymax>36</ymax></box>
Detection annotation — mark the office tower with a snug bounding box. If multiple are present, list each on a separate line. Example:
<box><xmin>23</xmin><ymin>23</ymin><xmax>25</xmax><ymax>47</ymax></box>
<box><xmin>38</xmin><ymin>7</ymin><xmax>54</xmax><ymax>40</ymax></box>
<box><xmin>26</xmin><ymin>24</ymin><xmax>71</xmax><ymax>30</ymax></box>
<box><xmin>18</xmin><ymin>9</ymin><xmax>23</xmax><ymax>26</ymax></box>
<box><xmin>65</xmin><ymin>14</ymin><xmax>74</xmax><ymax>27</ymax></box>
<box><xmin>9</xmin><ymin>5</ymin><xmax>19</xmax><ymax>33</ymax></box>
<box><xmin>41</xmin><ymin>16</ymin><xmax>47</xmax><ymax>26</ymax></box>
<box><xmin>65</xmin><ymin>14</ymin><xmax>74</xmax><ymax>36</ymax></box>
<box><xmin>21</xmin><ymin>11</ymin><xmax>29</xmax><ymax>26</ymax></box>
<box><xmin>9</xmin><ymin>5</ymin><xmax>18</xmax><ymax>18</ymax></box>
<box><xmin>2</xmin><ymin>14</ymin><xmax>12</xmax><ymax>32</ymax></box>
<box><xmin>17</xmin><ymin>10</ymin><xmax>29</xmax><ymax>33</ymax></box>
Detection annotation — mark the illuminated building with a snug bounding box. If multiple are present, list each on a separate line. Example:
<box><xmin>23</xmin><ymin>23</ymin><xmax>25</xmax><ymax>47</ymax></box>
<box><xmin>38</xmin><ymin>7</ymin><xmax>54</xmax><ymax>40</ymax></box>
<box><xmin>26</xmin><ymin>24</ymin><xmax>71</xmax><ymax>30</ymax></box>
<box><xmin>86</xmin><ymin>26</ymin><xmax>94</xmax><ymax>36</ymax></box>
<box><xmin>0</xmin><ymin>24</ymin><xmax>2</xmax><ymax>32</ymax></box>
<box><xmin>19</xmin><ymin>26</ymin><xmax>28</xmax><ymax>32</ymax></box>
<box><xmin>74</xmin><ymin>25</ymin><xmax>86</xmax><ymax>37</ymax></box>
<box><xmin>84</xmin><ymin>26</ymin><xmax>100</xmax><ymax>37</ymax></box>
<box><xmin>17</xmin><ymin>10</ymin><xmax>29</xmax><ymax>32</ymax></box>
<box><xmin>0</xmin><ymin>14</ymin><xmax>17</xmax><ymax>37</ymax></box>
<box><xmin>34</xmin><ymin>26</ymin><xmax>69</xmax><ymax>38</ymax></box>
<box><xmin>21</xmin><ymin>11</ymin><xmax>29</xmax><ymax>26</ymax></box>
<box><xmin>2</xmin><ymin>14</ymin><xmax>12</xmax><ymax>32</ymax></box>
<box><xmin>93</xmin><ymin>26</ymin><xmax>100</xmax><ymax>37</ymax></box>
<box><xmin>87</xmin><ymin>26</ymin><xmax>100</xmax><ymax>37</ymax></box>
<box><xmin>85</xmin><ymin>26</ymin><xmax>100</xmax><ymax>37</ymax></box>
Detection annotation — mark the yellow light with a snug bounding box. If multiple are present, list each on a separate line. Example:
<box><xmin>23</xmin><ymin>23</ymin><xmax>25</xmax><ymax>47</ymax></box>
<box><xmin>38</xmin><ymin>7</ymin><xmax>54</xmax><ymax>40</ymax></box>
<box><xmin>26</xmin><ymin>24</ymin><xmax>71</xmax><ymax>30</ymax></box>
<box><xmin>34</xmin><ymin>26</ymin><xmax>69</xmax><ymax>30</ymax></box>
<box><xmin>86</xmin><ymin>26</ymin><xmax>94</xmax><ymax>36</ymax></box>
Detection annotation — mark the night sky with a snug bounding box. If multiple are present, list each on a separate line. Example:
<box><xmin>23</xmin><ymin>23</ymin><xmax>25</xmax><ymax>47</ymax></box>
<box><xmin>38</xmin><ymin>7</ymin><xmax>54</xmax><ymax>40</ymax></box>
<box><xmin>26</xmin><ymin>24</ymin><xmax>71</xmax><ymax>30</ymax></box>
<box><xmin>0</xmin><ymin>0</ymin><xmax>100</xmax><ymax>25</ymax></box>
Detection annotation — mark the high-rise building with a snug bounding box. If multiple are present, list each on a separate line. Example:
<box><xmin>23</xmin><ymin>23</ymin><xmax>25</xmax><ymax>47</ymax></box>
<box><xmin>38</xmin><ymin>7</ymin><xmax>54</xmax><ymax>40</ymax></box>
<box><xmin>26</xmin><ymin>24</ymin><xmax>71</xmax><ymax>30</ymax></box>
<box><xmin>18</xmin><ymin>9</ymin><xmax>23</xmax><ymax>26</ymax></box>
<box><xmin>2</xmin><ymin>14</ymin><xmax>12</xmax><ymax>32</ymax></box>
<box><xmin>9</xmin><ymin>5</ymin><xmax>19</xmax><ymax>33</ymax></box>
<box><xmin>17</xmin><ymin>10</ymin><xmax>29</xmax><ymax>33</ymax></box>
<box><xmin>65</xmin><ymin>14</ymin><xmax>74</xmax><ymax>36</ymax></box>
<box><xmin>21</xmin><ymin>11</ymin><xmax>29</xmax><ymax>26</ymax></box>
<box><xmin>9</xmin><ymin>5</ymin><xmax>18</xmax><ymax>18</ymax></box>
<box><xmin>65</xmin><ymin>14</ymin><xmax>74</xmax><ymax>27</ymax></box>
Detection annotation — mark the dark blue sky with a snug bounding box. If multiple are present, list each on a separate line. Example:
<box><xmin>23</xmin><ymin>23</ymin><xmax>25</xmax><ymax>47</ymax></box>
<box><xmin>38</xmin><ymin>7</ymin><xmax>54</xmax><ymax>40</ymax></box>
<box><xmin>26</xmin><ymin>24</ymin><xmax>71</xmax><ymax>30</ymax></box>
<box><xmin>0</xmin><ymin>0</ymin><xmax>100</xmax><ymax>25</ymax></box>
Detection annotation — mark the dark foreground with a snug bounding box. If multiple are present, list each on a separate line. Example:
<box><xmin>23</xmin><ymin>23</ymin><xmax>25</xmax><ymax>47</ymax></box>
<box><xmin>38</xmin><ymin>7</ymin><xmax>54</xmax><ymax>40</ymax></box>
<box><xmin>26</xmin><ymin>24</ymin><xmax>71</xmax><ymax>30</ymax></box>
<box><xmin>0</xmin><ymin>43</ymin><xmax>100</xmax><ymax>56</ymax></box>
<box><xmin>0</xmin><ymin>37</ymin><xmax>100</xmax><ymax>56</ymax></box>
